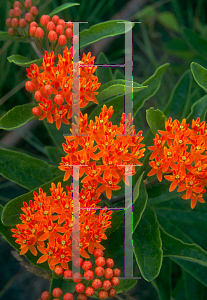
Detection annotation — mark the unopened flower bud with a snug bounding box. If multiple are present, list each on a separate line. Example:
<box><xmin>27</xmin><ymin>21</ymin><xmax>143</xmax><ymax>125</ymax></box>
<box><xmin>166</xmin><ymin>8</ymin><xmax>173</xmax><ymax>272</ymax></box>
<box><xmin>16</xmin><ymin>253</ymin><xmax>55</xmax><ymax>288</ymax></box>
<box><xmin>58</xmin><ymin>35</ymin><xmax>67</xmax><ymax>46</ymax></box>
<box><xmin>48</xmin><ymin>30</ymin><xmax>57</xmax><ymax>42</ymax></box>
<box><xmin>35</xmin><ymin>27</ymin><xmax>44</xmax><ymax>39</ymax></box>
<box><xmin>25</xmin><ymin>12</ymin><xmax>33</xmax><ymax>22</ymax></box>
<box><xmin>30</xmin><ymin>6</ymin><xmax>38</xmax><ymax>16</ymax></box>
<box><xmin>19</xmin><ymin>19</ymin><xmax>27</xmax><ymax>28</ymax></box>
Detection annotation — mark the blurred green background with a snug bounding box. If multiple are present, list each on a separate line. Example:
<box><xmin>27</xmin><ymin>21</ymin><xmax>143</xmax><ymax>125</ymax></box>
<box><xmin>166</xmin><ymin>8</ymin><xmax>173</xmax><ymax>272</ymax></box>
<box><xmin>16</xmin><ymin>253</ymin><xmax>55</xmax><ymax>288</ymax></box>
<box><xmin>1</xmin><ymin>0</ymin><xmax>207</xmax><ymax>299</ymax></box>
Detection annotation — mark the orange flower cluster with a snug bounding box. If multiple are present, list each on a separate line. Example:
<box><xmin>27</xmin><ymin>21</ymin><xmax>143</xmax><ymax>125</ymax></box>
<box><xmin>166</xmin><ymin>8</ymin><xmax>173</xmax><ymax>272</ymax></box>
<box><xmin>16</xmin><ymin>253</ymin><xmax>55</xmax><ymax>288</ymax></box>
<box><xmin>11</xmin><ymin>182</ymin><xmax>112</xmax><ymax>270</ymax></box>
<box><xmin>59</xmin><ymin>105</ymin><xmax>145</xmax><ymax>199</ymax></box>
<box><xmin>25</xmin><ymin>46</ymin><xmax>101</xmax><ymax>129</ymax></box>
<box><xmin>148</xmin><ymin>117</ymin><xmax>207</xmax><ymax>208</ymax></box>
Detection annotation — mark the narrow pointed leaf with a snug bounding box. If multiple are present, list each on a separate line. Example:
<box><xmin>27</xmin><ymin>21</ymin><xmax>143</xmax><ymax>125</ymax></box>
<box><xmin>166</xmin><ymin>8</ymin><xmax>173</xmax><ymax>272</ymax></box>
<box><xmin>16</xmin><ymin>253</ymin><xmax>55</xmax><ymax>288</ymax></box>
<box><xmin>133</xmin><ymin>205</ymin><xmax>163</xmax><ymax>281</ymax></box>
<box><xmin>97</xmin><ymin>82</ymin><xmax>147</xmax><ymax>101</ymax></box>
<box><xmin>160</xmin><ymin>228</ymin><xmax>207</xmax><ymax>267</ymax></box>
<box><xmin>7</xmin><ymin>55</ymin><xmax>42</xmax><ymax>67</ymax></box>
<box><xmin>133</xmin><ymin>176</ymin><xmax>148</xmax><ymax>232</ymax></box>
<box><xmin>80</xmin><ymin>20</ymin><xmax>134</xmax><ymax>48</ymax></box>
<box><xmin>49</xmin><ymin>3</ymin><xmax>80</xmax><ymax>17</ymax></box>
<box><xmin>164</xmin><ymin>70</ymin><xmax>192</xmax><ymax>119</ymax></box>
<box><xmin>186</xmin><ymin>94</ymin><xmax>207</xmax><ymax>123</ymax></box>
<box><xmin>0</xmin><ymin>149</ymin><xmax>62</xmax><ymax>190</ymax></box>
<box><xmin>133</xmin><ymin>63</ymin><xmax>169</xmax><ymax>117</ymax></box>
<box><xmin>172</xmin><ymin>258</ymin><xmax>207</xmax><ymax>287</ymax></box>
<box><xmin>190</xmin><ymin>62</ymin><xmax>207</xmax><ymax>91</ymax></box>
<box><xmin>0</xmin><ymin>104</ymin><xmax>36</xmax><ymax>130</ymax></box>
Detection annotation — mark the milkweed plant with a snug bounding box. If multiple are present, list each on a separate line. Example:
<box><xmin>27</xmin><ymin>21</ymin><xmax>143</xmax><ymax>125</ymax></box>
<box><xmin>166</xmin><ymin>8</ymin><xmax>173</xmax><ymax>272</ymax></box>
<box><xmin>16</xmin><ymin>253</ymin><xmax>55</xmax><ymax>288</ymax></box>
<box><xmin>1</xmin><ymin>1</ymin><xmax>207</xmax><ymax>300</ymax></box>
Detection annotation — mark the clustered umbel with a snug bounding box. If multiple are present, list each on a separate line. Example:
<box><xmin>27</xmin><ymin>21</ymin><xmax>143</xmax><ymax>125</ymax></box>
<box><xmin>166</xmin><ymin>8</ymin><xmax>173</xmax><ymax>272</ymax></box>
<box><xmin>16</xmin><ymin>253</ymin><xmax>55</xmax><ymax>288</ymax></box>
<box><xmin>38</xmin><ymin>249</ymin><xmax>121</xmax><ymax>300</ymax></box>
<box><xmin>25</xmin><ymin>47</ymin><xmax>101</xmax><ymax>129</ymax></box>
<box><xmin>11</xmin><ymin>182</ymin><xmax>113</xmax><ymax>268</ymax></box>
<box><xmin>6</xmin><ymin>0</ymin><xmax>38</xmax><ymax>36</ymax></box>
<box><xmin>148</xmin><ymin>117</ymin><xmax>207</xmax><ymax>208</ymax></box>
<box><xmin>59</xmin><ymin>105</ymin><xmax>145</xmax><ymax>199</ymax></box>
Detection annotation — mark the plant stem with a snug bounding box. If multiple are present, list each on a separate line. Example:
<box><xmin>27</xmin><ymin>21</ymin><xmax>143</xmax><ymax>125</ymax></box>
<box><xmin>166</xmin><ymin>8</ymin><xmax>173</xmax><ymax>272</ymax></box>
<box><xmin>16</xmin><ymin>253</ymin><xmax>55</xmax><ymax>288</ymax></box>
<box><xmin>39</xmin><ymin>39</ymin><xmax>45</xmax><ymax>54</ymax></box>
<box><xmin>44</xmin><ymin>27</ymin><xmax>50</xmax><ymax>52</ymax></box>
<box><xmin>73</xmin><ymin>291</ymin><xmax>78</xmax><ymax>300</ymax></box>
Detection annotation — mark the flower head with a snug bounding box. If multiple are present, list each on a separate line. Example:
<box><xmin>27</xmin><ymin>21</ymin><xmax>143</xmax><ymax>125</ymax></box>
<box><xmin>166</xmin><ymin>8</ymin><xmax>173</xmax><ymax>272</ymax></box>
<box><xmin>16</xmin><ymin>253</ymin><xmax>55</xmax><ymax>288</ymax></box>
<box><xmin>148</xmin><ymin>117</ymin><xmax>207</xmax><ymax>208</ymax></box>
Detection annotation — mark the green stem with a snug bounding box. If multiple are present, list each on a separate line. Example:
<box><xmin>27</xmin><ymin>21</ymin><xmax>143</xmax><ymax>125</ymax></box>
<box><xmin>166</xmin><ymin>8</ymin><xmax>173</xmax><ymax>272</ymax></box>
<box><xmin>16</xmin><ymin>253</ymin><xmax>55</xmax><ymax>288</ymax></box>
<box><xmin>44</xmin><ymin>27</ymin><xmax>50</xmax><ymax>52</ymax></box>
<box><xmin>33</xmin><ymin>37</ymin><xmax>44</xmax><ymax>55</ymax></box>
<box><xmin>73</xmin><ymin>291</ymin><xmax>78</xmax><ymax>300</ymax></box>
<box><xmin>39</xmin><ymin>39</ymin><xmax>45</xmax><ymax>54</ymax></box>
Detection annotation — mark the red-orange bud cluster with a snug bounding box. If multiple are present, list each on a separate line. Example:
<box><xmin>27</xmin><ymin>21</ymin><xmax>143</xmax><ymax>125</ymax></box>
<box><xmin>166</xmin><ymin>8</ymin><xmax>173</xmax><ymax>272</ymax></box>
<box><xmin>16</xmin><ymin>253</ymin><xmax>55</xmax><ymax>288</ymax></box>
<box><xmin>6</xmin><ymin>0</ymin><xmax>38</xmax><ymax>36</ymax></box>
<box><xmin>26</xmin><ymin>47</ymin><xmax>101</xmax><ymax>129</ymax></box>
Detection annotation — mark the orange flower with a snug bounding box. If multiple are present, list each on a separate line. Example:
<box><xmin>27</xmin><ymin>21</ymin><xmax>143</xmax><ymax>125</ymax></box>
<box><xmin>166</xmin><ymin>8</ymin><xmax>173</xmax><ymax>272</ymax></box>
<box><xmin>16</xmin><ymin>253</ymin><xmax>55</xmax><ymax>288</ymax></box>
<box><xmin>148</xmin><ymin>117</ymin><xmax>207</xmax><ymax>208</ymax></box>
<box><xmin>59</xmin><ymin>104</ymin><xmax>145</xmax><ymax>199</ymax></box>
<box><xmin>11</xmin><ymin>182</ymin><xmax>113</xmax><ymax>270</ymax></box>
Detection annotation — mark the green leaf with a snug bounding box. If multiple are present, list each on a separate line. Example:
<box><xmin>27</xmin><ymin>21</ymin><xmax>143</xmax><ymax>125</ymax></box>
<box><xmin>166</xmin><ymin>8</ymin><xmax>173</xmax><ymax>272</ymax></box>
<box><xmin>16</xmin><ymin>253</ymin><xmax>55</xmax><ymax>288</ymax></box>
<box><xmin>44</xmin><ymin>146</ymin><xmax>63</xmax><ymax>165</ymax></box>
<box><xmin>43</xmin><ymin>120</ymin><xmax>67</xmax><ymax>154</ymax></box>
<box><xmin>146</xmin><ymin>108</ymin><xmax>167</xmax><ymax>135</ymax></box>
<box><xmin>89</xmin><ymin>80</ymin><xmax>147</xmax><ymax>123</ymax></box>
<box><xmin>1</xmin><ymin>176</ymin><xmax>64</xmax><ymax>226</ymax></box>
<box><xmin>133</xmin><ymin>205</ymin><xmax>163</xmax><ymax>281</ymax></box>
<box><xmin>148</xmin><ymin>190</ymin><xmax>178</xmax><ymax>205</ymax></box>
<box><xmin>182</xmin><ymin>270</ymin><xmax>206</xmax><ymax>300</ymax></box>
<box><xmin>114</xmin><ymin>69</ymin><xmax>125</xmax><ymax>79</ymax></box>
<box><xmin>7</xmin><ymin>55</ymin><xmax>43</xmax><ymax>67</ymax></box>
<box><xmin>80</xmin><ymin>20</ymin><xmax>134</xmax><ymax>48</ymax></box>
<box><xmin>88</xmin><ymin>94</ymin><xmax>124</xmax><ymax>123</ymax></box>
<box><xmin>0</xmin><ymin>149</ymin><xmax>62</xmax><ymax>191</ymax></box>
<box><xmin>133</xmin><ymin>63</ymin><xmax>169</xmax><ymax>117</ymax></box>
<box><xmin>147</xmin><ymin>180</ymin><xmax>174</xmax><ymax>199</ymax></box>
<box><xmin>116</xmin><ymin>279</ymin><xmax>137</xmax><ymax>293</ymax></box>
<box><xmin>190</xmin><ymin>62</ymin><xmax>207</xmax><ymax>91</ymax></box>
<box><xmin>0</xmin><ymin>205</ymin><xmax>50</xmax><ymax>271</ymax></box>
<box><xmin>160</xmin><ymin>228</ymin><xmax>207</xmax><ymax>267</ymax></box>
<box><xmin>152</xmin><ymin>258</ymin><xmax>172</xmax><ymax>300</ymax></box>
<box><xmin>106</xmin><ymin>210</ymin><xmax>124</xmax><ymax>237</ymax></box>
<box><xmin>0</xmin><ymin>104</ymin><xmax>36</xmax><ymax>130</ymax></box>
<box><xmin>164</xmin><ymin>70</ymin><xmax>192</xmax><ymax>120</ymax></box>
<box><xmin>106</xmin><ymin>174</ymin><xmax>147</xmax><ymax>237</ymax></box>
<box><xmin>172</xmin><ymin>258</ymin><xmax>207</xmax><ymax>287</ymax></box>
<box><xmin>156</xmin><ymin>213</ymin><xmax>193</xmax><ymax>244</ymax></box>
<box><xmin>0</xmin><ymin>31</ymin><xmax>28</xmax><ymax>42</ymax></box>
<box><xmin>96</xmin><ymin>52</ymin><xmax>113</xmax><ymax>85</ymax></box>
<box><xmin>186</xmin><ymin>94</ymin><xmax>207</xmax><ymax>123</ymax></box>
<box><xmin>88</xmin><ymin>64</ymin><xmax>168</xmax><ymax>122</ymax></box>
<box><xmin>157</xmin><ymin>12</ymin><xmax>179</xmax><ymax>33</ymax></box>
<box><xmin>97</xmin><ymin>80</ymin><xmax>147</xmax><ymax>101</ymax></box>
<box><xmin>182</xmin><ymin>27</ymin><xmax>207</xmax><ymax>59</ymax></box>
<box><xmin>133</xmin><ymin>176</ymin><xmax>148</xmax><ymax>232</ymax></box>
<box><xmin>153</xmin><ymin>197</ymin><xmax>207</xmax><ymax>253</ymax></box>
<box><xmin>48</xmin><ymin>3</ymin><xmax>80</xmax><ymax>17</ymax></box>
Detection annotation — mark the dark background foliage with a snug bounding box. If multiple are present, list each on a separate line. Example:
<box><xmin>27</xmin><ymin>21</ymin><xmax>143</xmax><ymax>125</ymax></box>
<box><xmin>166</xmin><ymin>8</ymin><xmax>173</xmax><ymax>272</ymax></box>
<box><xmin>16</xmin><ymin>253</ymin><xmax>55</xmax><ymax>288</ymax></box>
<box><xmin>1</xmin><ymin>0</ymin><xmax>207</xmax><ymax>299</ymax></box>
